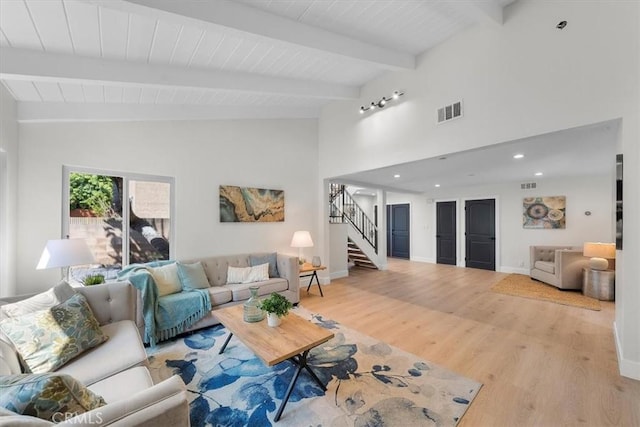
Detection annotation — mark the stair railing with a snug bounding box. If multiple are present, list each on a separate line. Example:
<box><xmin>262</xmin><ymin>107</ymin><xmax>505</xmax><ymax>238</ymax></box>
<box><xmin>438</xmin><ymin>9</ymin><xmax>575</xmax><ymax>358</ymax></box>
<box><xmin>329</xmin><ymin>184</ymin><xmax>378</xmax><ymax>253</ymax></box>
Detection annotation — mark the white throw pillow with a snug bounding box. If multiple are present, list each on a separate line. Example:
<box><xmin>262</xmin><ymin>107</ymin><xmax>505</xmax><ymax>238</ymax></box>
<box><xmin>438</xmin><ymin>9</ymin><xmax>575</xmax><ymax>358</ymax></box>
<box><xmin>0</xmin><ymin>281</ymin><xmax>76</xmax><ymax>319</ymax></box>
<box><xmin>227</xmin><ymin>266</ymin><xmax>249</xmax><ymax>284</ymax></box>
<box><xmin>245</xmin><ymin>263</ymin><xmax>269</xmax><ymax>283</ymax></box>
<box><xmin>226</xmin><ymin>264</ymin><xmax>269</xmax><ymax>284</ymax></box>
<box><xmin>148</xmin><ymin>263</ymin><xmax>182</xmax><ymax>296</ymax></box>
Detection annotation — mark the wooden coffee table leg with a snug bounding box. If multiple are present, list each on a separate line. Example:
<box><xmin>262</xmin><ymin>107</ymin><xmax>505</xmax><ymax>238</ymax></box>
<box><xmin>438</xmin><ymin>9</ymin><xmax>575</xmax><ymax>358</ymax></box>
<box><xmin>218</xmin><ymin>333</ymin><xmax>233</xmax><ymax>354</ymax></box>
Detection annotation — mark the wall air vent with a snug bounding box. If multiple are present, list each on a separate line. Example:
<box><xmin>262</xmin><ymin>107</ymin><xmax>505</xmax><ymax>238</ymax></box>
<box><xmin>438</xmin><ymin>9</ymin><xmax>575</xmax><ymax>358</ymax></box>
<box><xmin>521</xmin><ymin>182</ymin><xmax>537</xmax><ymax>190</ymax></box>
<box><xmin>437</xmin><ymin>100</ymin><xmax>463</xmax><ymax>124</ymax></box>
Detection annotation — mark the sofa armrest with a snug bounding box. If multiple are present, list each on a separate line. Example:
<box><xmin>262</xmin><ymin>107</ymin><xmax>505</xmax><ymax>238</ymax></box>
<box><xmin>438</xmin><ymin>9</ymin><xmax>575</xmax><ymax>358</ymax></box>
<box><xmin>556</xmin><ymin>250</ymin><xmax>589</xmax><ymax>289</ymax></box>
<box><xmin>277</xmin><ymin>253</ymin><xmax>300</xmax><ymax>293</ymax></box>
<box><xmin>76</xmin><ymin>282</ymin><xmax>137</xmax><ymax>326</ymax></box>
<box><xmin>59</xmin><ymin>375</ymin><xmax>188</xmax><ymax>427</ymax></box>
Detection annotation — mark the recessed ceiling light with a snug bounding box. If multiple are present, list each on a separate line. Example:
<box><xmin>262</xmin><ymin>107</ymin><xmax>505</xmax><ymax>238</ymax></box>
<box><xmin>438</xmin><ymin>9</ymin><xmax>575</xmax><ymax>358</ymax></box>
<box><xmin>535</xmin><ymin>172</ymin><xmax>543</xmax><ymax>176</ymax></box>
<box><xmin>513</xmin><ymin>154</ymin><xmax>524</xmax><ymax>159</ymax></box>
<box><xmin>393</xmin><ymin>174</ymin><xmax>400</xmax><ymax>178</ymax></box>
<box><xmin>434</xmin><ymin>184</ymin><xmax>441</xmax><ymax>187</ymax></box>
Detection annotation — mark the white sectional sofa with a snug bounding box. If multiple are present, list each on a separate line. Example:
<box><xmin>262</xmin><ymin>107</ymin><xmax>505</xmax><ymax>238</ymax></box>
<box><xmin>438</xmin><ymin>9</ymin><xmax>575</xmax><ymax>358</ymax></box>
<box><xmin>0</xmin><ymin>282</ymin><xmax>189</xmax><ymax>426</ymax></box>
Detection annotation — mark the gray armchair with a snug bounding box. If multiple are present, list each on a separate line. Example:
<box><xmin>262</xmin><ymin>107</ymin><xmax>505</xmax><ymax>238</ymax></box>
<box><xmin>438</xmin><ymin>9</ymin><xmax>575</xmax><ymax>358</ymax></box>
<box><xmin>530</xmin><ymin>246</ymin><xmax>589</xmax><ymax>290</ymax></box>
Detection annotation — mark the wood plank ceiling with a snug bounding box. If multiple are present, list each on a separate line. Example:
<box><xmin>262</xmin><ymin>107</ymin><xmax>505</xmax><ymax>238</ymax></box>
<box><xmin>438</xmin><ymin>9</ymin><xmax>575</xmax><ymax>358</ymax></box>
<box><xmin>0</xmin><ymin>0</ymin><xmax>514</xmax><ymax>122</ymax></box>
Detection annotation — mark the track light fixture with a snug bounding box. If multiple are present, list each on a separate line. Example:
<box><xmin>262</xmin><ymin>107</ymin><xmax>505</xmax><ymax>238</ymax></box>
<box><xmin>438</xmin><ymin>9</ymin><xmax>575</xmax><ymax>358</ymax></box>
<box><xmin>359</xmin><ymin>90</ymin><xmax>404</xmax><ymax>114</ymax></box>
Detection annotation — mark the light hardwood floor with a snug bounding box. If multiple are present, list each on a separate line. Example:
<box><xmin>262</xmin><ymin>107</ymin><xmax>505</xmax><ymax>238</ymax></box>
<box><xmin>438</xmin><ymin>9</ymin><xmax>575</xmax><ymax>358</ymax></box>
<box><xmin>299</xmin><ymin>258</ymin><xmax>640</xmax><ymax>427</ymax></box>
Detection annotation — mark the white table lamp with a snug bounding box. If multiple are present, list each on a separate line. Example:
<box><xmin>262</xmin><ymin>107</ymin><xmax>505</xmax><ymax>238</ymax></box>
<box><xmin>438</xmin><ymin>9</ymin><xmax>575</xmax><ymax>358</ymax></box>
<box><xmin>583</xmin><ymin>242</ymin><xmax>615</xmax><ymax>271</ymax></box>
<box><xmin>291</xmin><ymin>231</ymin><xmax>313</xmax><ymax>264</ymax></box>
<box><xmin>37</xmin><ymin>238</ymin><xmax>95</xmax><ymax>281</ymax></box>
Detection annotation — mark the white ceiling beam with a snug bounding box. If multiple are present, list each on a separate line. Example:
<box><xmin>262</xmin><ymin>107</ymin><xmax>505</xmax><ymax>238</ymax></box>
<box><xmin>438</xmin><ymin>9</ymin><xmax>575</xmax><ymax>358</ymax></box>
<box><xmin>17</xmin><ymin>102</ymin><xmax>320</xmax><ymax>122</ymax></box>
<box><xmin>90</xmin><ymin>0</ymin><xmax>415</xmax><ymax>71</ymax></box>
<box><xmin>460</xmin><ymin>1</ymin><xmax>504</xmax><ymax>26</ymax></box>
<box><xmin>0</xmin><ymin>47</ymin><xmax>358</xmax><ymax>100</ymax></box>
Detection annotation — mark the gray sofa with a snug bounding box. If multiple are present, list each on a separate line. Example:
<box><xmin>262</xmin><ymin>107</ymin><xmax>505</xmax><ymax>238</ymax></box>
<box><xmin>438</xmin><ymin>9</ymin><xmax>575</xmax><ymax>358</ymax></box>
<box><xmin>177</xmin><ymin>252</ymin><xmax>300</xmax><ymax>332</ymax></box>
<box><xmin>0</xmin><ymin>282</ymin><xmax>189</xmax><ymax>426</ymax></box>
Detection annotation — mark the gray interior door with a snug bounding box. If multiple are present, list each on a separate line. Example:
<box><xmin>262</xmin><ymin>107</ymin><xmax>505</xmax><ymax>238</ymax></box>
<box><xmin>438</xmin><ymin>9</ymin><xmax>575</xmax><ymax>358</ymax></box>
<box><xmin>436</xmin><ymin>201</ymin><xmax>456</xmax><ymax>265</ymax></box>
<box><xmin>465</xmin><ymin>199</ymin><xmax>495</xmax><ymax>271</ymax></box>
<box><xmin>387</xmin><ymin>203</ymin><xmax>410</xmax><ymax>259</ymax></box>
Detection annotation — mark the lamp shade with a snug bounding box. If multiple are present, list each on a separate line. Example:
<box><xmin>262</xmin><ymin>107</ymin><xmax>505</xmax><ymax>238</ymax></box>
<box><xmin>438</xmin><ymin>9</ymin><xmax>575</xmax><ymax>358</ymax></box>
<box><xmin>583</xmin><ymin>242</ymin><xmax>616</xmax><ymax>259</ymax></box>
<box><xmin>583</xmin><ymin>242</ymin><xmax>615</xmax><ymax>270</ymax></box>
<box><xmin>37</xmin><ymin>239</ymin><xmax>95</xmax><ymax>270</ymax></box>
<box><xmin>290</xmin><ymin>231</ymin><xmax>314</xmax><ymax>248</ymax></box>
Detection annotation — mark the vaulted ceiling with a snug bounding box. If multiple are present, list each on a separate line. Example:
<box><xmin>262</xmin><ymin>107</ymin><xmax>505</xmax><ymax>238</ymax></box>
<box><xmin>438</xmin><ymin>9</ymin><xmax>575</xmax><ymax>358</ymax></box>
<box><xmin>0</xmin><ymin>0</ymin><xmax>514</xmax><ymax>122</ymax></box>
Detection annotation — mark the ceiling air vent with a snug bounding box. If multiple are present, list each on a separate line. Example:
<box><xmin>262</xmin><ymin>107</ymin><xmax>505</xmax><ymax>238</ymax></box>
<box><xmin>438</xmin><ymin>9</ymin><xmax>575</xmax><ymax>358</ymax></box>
<box><xmin>437</xmin><ymin>100</ymin><xmax>463</xmax><ymax>124</ymax></box>
<box><xmin>521</xmin><ymin>182</ymin><xmax>537</xmax><ymax>190</ymax></box>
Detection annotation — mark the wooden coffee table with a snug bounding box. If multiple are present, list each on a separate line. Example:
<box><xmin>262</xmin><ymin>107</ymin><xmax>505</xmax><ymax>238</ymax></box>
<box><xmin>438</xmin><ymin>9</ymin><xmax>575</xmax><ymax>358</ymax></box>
<box><xmin>216</xmin><ymin>305</ymin><xmax>334</xmax><ymax>422</ymax></box>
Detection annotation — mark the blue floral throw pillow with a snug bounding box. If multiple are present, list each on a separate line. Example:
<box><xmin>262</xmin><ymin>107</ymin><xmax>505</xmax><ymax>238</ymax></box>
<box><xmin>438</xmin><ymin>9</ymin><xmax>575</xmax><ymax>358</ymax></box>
<box><xmin>0</xmin><ymin>373</ymin><xmax>106</xmax><ymax>422</ymax></box>
<box><xmin>0</xmin><ymin>293</ymin><xmax>107</xmax><ymax>373</ymax></box>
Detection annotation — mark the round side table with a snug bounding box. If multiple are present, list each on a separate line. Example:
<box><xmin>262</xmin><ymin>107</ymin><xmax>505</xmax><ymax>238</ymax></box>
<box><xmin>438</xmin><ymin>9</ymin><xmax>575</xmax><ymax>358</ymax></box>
<box><xmin>582</xmin><ymin>268</ymin><xmax>615</xmax><ymax>301</ymax></box>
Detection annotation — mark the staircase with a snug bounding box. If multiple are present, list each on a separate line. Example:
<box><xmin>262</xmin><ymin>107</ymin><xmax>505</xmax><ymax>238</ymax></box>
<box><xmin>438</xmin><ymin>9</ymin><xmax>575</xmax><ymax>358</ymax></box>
<box><xmin>348</xmin><ymin>238</ymin><xmax>377</xmax><ymax>269</ymax></box>
<box><xmin>329</xmin><ymin>183</ymin><xmax>381</xmax><ymax>270</ymax></box>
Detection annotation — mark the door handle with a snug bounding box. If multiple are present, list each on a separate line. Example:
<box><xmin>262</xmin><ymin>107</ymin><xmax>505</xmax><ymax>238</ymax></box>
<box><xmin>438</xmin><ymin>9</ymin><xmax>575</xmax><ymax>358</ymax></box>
<box><xmin>490</xmin><ymin>237</ymin><xmax>496</xmax><ymax>241</ymax></box>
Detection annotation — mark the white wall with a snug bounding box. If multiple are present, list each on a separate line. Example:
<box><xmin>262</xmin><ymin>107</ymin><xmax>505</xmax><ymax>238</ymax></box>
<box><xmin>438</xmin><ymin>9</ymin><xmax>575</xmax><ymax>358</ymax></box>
<box><xmin>319</xmin><ymin>2</ymin><xmax>638</xmax><ymax>179</ymax></box>
<box><xmin>17</xmin><ymin>119</ymin><xmax>318</xmax><ymax>293</ymax></box>
<box><xmin>0</xmin><ymin>85</ymin><xmax>18</xmax><ymax>297</ymax></box>
<box><xmin>329</xmin><ymin>223</ymin><xmax>348</xmax><ymax>279</ymax></box>
<box><xmin>318</xmin><ymin>0</ymin><xmax>640</xmax><ymax>379</ymax></box>
<box><xmin>408</xmin><ymin>175</ymin><xmax>612</xmax><ymax>272</ymax></box>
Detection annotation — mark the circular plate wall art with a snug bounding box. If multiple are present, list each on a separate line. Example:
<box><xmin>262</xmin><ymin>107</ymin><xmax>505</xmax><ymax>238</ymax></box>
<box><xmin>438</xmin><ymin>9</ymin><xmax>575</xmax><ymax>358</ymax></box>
<box><xmin>523</xmin><ymin>196</ymin><xmax>566</xmax><ymax>229</ymax></box>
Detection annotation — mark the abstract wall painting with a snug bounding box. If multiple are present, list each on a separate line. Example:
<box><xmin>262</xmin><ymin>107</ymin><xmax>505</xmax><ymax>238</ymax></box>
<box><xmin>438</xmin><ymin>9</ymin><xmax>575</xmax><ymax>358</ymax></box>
<box><xmin>523</xmin><ymin>196</ymin><xmax>566</xmax><ymax>229</ymax></box>
<box><xmin>219</xmin><ymin>185</ymin><xmax>284</xmax><ymax>223</ymax></box>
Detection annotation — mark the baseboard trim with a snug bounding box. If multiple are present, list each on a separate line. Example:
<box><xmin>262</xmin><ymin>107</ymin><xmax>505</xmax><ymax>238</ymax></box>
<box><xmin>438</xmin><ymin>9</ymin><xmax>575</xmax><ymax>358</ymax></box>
<box><xmin>328</xmin><ymin>270</ymin><xmax>348</xmax><ymax>281</ymax></box>
<box><xmin>499</xmin><ymin>266</ymin><xmax>529</xmax><ymax>275</ymax></box>
<box><xmin>614</xmin><ymin>321</ymin><xmax>640</xmax><ymax>380</ymax></box>
<box><xmin>410</xmin><ymin>257</ymin><xmax>435</xmax><ymax>264</ymax></box>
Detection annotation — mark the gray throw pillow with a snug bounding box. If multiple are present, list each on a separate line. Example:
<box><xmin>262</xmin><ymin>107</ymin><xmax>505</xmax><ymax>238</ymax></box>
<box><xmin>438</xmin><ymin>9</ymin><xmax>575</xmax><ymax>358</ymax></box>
<box><xmin>249</xmin><ymin>253</ymin><xmax>279</xmax><ymax>278</ymax></box>
<box><xmin>177</xmin><ymin>262</ymin><xmax>210</xmax><ymax>290</ymax></box>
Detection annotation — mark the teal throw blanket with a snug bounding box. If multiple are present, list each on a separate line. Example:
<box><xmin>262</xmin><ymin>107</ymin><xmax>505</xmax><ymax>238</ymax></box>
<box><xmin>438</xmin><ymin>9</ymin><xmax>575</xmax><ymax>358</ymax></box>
<box><xmin>117</xmin><ymin>261</ymin><xmax>211</xmax><ymax>346</ymax></box>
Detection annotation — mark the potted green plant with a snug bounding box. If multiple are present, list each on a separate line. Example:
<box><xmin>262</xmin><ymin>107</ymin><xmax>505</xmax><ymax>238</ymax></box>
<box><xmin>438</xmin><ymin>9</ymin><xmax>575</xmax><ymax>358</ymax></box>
<box><xmin>83</xmin><ymin>274</ymin><xmax>105</xmax><ymax>286</ymax></box>
<box><xmin>258</xmin><ymin>292</ymin><xmax>293</xmax><ymax>327</ymax></box>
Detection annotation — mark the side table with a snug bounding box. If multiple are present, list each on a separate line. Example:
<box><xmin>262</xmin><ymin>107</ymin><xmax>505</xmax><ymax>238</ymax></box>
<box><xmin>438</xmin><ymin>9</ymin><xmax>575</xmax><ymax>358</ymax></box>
<box><xmin>299</xmin><ymin>263</ymin><xmax>326</xmax><ymax>297</ymax></box>
<box><xmin>582</xmin><ymin>268</ymin><xmax>615</xmax><ymax>301</ymax></box>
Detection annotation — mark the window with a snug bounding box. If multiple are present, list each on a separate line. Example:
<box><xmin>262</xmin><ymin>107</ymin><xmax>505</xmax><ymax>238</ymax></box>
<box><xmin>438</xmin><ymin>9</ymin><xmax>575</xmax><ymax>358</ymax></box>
<box><xmin>62</xmin><ymin>166</ymin><xmax>174</xmax><ymax>282</ymax></box>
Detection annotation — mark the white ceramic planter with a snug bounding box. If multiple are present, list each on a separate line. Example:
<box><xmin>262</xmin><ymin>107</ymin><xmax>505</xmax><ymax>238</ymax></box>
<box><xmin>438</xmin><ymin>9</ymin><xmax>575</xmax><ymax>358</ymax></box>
<box><xmin>267</xmin><ymin>312</ymin><xmax>281</xmax><ymax>327</ymax></box>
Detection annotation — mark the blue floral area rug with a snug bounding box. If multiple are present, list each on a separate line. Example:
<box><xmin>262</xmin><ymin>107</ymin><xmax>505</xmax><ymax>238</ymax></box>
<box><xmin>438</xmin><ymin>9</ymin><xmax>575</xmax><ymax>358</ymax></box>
<box><xmin>147</xmin><ymin>307</ymin><xmax>481</xmax><ymax>426</ymax></box>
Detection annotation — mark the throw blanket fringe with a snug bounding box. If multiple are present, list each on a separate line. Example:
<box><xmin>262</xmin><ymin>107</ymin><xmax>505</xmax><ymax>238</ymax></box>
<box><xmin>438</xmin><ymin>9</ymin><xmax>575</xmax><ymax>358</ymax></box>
<box><xmin>155</xmin><ymin>289</ymin><xmax>211</xmax><ymax>344</ymax></box>
<box><xmin>157</xmin><ymin>307</ymin><xmax>209</xmax><ymax>343</ymax></box>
